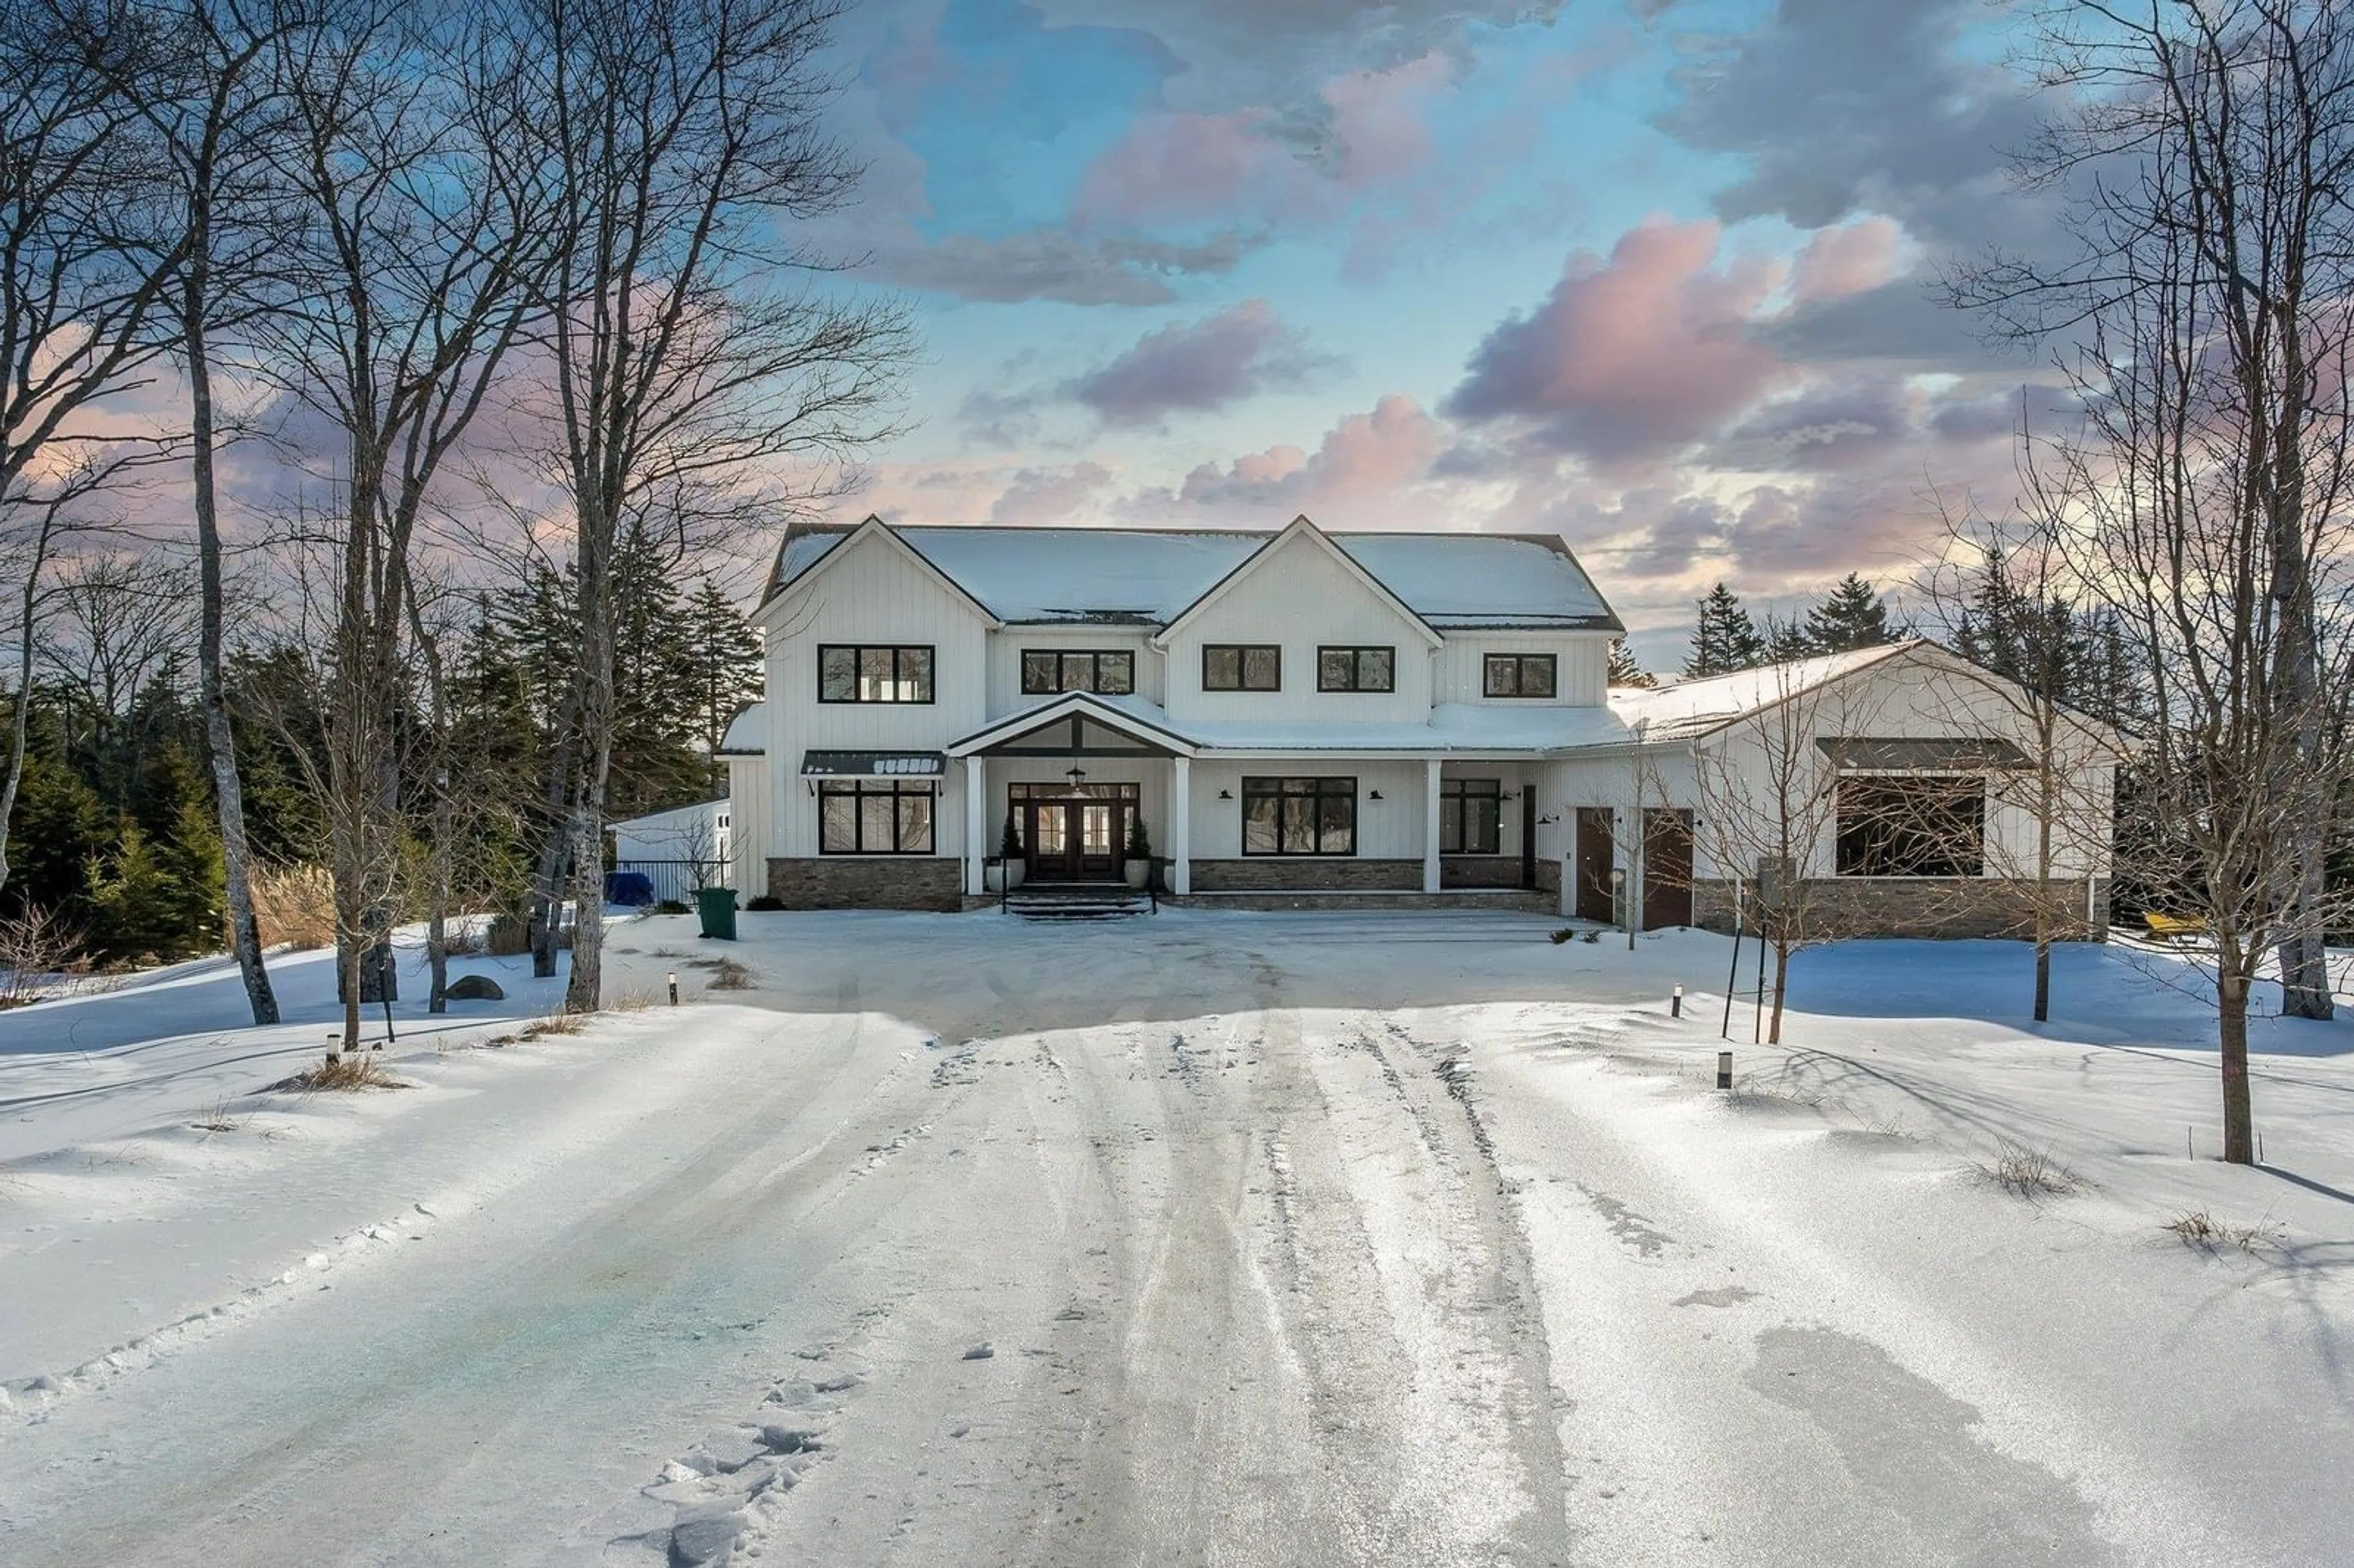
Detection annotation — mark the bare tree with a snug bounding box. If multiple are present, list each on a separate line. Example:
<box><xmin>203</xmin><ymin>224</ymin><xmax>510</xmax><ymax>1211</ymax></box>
<box><xmin>1918</xmin><ymin>490</ymin><xmax>2131</xmax><ymax>1022</ymax></box>
<box><xmin>54</xmin><ymin>0</ymin><xmax>332</xmax><ymax>1026</ymax></box>
<box><xmin>1956</xmin><ymin>0</ymin><xmax>2354</xmax><ymax>1159</ymax></box>
<box><xmin>0</xmin><ymin>2</ymin><xmax>186</xmax><ymax>892</ymax></box>
<box><xmin>515</xmin><ymin>0</ymin><xmax>907</xmax><ymax>1010</ymax></box>
<box><xmin>1687</xmin><ymin>664</ymin><xmax>1889</xmax><ymax>1045</ymax></box>
<box><xmin>1964</xmin><ymin>0</ymin><xmax>2354</xmax><ymax>1022</ymax></box>
<box><xmin>259</xmin><ymin>0</ymin><xmax>557</xmax><ymax>1038</ymax></box>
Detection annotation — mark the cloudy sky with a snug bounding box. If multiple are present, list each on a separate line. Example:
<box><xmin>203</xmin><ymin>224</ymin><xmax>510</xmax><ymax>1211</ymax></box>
<box><xmin>804</xmin><ymin>0</ymin><xmax>2070</xmax><ymax>663</ymax></box>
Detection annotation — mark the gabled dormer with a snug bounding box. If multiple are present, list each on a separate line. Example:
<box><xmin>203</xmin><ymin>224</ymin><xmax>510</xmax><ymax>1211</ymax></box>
<box><xmin>1152</xmin><ymin>515</ymin><xmax>1443</xmax><ymax>723</ymax></box>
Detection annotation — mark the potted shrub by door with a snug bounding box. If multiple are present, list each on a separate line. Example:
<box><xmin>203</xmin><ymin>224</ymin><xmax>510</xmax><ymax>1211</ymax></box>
<box><xmin>985</xmin><ymin>811</ymin><xmax>1026</xmax><ymax>893</ymax></box>
<box><xmin>1123</xmin><ymin>815</ymin><xmax>1152</xmax><ymax>890</ymax></box>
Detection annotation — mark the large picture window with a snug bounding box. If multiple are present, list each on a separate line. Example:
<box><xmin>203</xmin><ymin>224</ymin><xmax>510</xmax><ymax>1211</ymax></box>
<box><xmin>1241</xmin><ymin>776</ymin><xmax>1356</xmax><ymax>856</ymax></box>
<box><xmin>1317</xmin><ymin>645</ymin><xmax>1395</xmax><ymax>693</ymax></box>
<box><xmin>818</xmin><ymin>781</ymin><xmax>936</xmax><ymax>854</ymax></box>
<box><xmin>1203</xmin><ymin>644</ymin><xmax>1281</xmax><ymax>692</ymax></box>
<box><xmin>1441</xmin><ymin>778</ymin><xmax>1502</xmax><ymax>854</ymax></box>
<box><xmin>1835</xmin><ymin>776</ymin><xmax>1984</xmax><ymax>877</ymax></box>
<box><xmin>818</xmin><ymin>644</ymin><xmax>933</xmax><ymax>704</ymax></box>
<box><xmin>1020</xmin><ymin>649</ymin><xmax>1136</xmax><ymax>696</ymax></box>
<box><xmin>1483</xmin><ymin>652</ymin><xmax>1556</xmax><ymax>698</ymax></box>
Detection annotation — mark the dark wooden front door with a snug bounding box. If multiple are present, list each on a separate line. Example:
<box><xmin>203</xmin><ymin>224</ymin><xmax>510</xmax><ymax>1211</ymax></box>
<box><xmin>1642</xmin><ymin>809</ymin><xmax>1694</xmax><ymax>930</ymax></box>
<box><xmin>1574</xmin><ymin>807</ymin><xmax>1615</xmax><ymax>923</ymax></box>
<box><xmin>1026</xmin><ymin>798</ymin><xmax>1124</xmax><ymax>881</ymax></box>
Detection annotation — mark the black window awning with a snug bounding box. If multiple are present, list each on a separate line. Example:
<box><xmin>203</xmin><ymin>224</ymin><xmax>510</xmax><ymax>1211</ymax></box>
<box><xmin>1817</xmin><ymin>736</ymin><xmax>2030</xmax><ymax>772</ymax></box>
<box><xmin>800</xmin><ymin>750</ymin><xmax>946</xmax><ymax>778</ymax></box>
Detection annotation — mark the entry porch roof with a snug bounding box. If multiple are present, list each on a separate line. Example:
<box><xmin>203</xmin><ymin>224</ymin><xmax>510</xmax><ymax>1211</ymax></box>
<box><xmin>948</xmin><ymin>691</ymin><xmax>1634</xmax><ymax>759</ymax></box>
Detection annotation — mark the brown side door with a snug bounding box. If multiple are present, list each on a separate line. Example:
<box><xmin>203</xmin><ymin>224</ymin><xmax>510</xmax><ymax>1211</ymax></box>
<box><xmin>1574</xmin><ymin>808</ymin><xmax>1615</xmax><ymax>923</ymax></box>
<box><xmin>1642</xmin><ymin>809</ymin><xmax>1694</xmax><ymax>930</ymax></box>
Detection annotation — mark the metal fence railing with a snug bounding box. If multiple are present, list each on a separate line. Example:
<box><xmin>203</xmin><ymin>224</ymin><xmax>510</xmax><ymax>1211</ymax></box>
<box><xmin>611</xmin><ymin>859</ymin><xmax>731</xmax><ymax>906</ymax></box>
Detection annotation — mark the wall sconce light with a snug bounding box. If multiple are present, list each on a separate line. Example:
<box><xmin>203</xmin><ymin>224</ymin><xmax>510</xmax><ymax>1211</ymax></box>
<box><xmin>1368</xmin><ymin>790</ymin><xmax>1384</xmax><ymax>801</ymax></box>
<box><xmin>1065</xmin><ymin>763</ymin><xmax>1088</xmax><ymax>789</ymax></box>
<box><xmin>1217</xmin><ymin>788</ymin><xmax>1233</xmax><ymax>799</ymax></box>
<box><xmin>1500</xmin><ymin>789</ymin><xmax>1521</xmax><ymax>801</ymax></box>
<box><xmin>1536</xmin><ymin>813</ymin><xmax>1560</xmax><ymax>825</ymax></box>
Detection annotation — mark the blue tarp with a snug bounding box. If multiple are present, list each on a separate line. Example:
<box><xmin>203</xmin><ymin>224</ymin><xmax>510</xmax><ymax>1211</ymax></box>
<box><xmin>604</xmin><ymin>870</ymin><xmax>655</xmax><ymax>907</ymax></box>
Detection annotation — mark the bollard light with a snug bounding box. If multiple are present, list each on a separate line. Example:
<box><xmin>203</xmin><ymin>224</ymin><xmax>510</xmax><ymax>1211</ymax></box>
<box><xmin>1671</xmin><ymin>984</ymin><xmax>1683</xmax><ymax>1018</ymax></box>
<box><xmin>668</xmin><ymin>972</ymin><xmax>679</xmax><ymax>1007</ymax></box>
<box><xmin>1716</xmin><ymin>1049</ymin><xmax>1733</xmax><ymax>1090</ymax></box>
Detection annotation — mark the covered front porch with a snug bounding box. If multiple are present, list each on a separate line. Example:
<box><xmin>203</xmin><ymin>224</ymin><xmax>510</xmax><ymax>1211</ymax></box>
<box><xmin>948</xmin><ymin>695</ymin><xmax>1558</xmax><ymax>902</ymax></box>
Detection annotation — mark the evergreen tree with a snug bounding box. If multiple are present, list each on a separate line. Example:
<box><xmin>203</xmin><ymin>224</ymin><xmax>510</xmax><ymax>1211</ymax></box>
<box><xmin>682</xmin><ymin>577</ymin><xmax>763</xmax><ymax>789</ymax></box>
<box><xmin>1685</xmin><ymin>582</ymin><xmax>1766</xmax><ymax>676</ymax></box>
<box><xmin>607</xmin><ymin>531</ymin><xmax>706</xmax><ymax>817</ymax></box>
<box><xmin>1763</xmin><ymin>615</ymin><xmax>1814</xmax><ymax>663</ymax></box>
<box><xmin>86</xmin><ymin>820</ymin><xmax>218</xmax><ymax>963</ymax></box>
<box><xmin>1607</xmin><ymin>638</ymin><xmax>1658</xmax><ymax>688</ymax></box>
<box><xmin>1803</xmin><ymin>573</ymin><xmax>1902</xmax><ymax>653</ymax></box>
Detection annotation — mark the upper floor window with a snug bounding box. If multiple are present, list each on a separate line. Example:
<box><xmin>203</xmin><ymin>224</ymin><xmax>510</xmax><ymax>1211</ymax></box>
<box><xmin>1441</xmin><ymin>778</ymin><xmax>1502</xmax><ymax>854</ymax></box>
<box><xmin>1021</xmin><ymin>649</ymin><xmax>1135</xmax><ymax>696</ymax></box>
<box><xmin>1484</xmin><ymin>652</ymin><xmax>1556</xmax><ymax>699</ymax></box>
<box><xmin>1317</xmin><ymin>645</ymin><xmax>1395</xmax><ymax>693</ymax></box>
<box><xmin>819</xmin><ymin>644</ymin><xmax>933</xmax><ymax>704</ymax></box>
<box><xmin>1203</xmin><ymin>644</ymin><xmax>1281</xmax><ymax>692</ymax></box>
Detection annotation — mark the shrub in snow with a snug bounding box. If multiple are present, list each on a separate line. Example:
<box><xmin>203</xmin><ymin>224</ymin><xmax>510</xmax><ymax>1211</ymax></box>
<box><xmin>1973</xmin><ymin>1136</ymin><xmax>2079</xmax><ymax>1199</ymax></box>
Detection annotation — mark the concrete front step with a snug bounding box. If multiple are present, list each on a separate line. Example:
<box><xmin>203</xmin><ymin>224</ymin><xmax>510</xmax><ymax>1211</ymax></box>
<box><xmin>1002</xmin><ymin>884</ymin><xmax>1154</xmax><ymax>921</ymax></box>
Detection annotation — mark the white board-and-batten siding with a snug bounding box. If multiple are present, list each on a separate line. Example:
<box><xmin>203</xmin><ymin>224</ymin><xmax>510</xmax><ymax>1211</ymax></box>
<box><xmin>1160</xmin><ymin>531</ymin><xmax>1434</xmax><ymax>725</ymax></box>
<box><xmin>758</xmin><ymin>529</ymin><xmax>986</xmax><ymax>859</ymax></box>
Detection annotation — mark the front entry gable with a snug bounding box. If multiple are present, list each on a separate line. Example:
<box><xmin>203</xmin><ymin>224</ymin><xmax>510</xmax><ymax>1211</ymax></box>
<box><xmin>948</xmin><ymin>691</ymin><xmax>1198</xmax><ymax>758</ymax></box>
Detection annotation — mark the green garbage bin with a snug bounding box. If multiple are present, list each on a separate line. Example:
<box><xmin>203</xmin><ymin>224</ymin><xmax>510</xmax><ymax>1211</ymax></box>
<box><xmin>694</xmin><ymin>886</ymin><xmax>738</xmax><ymax>941</ymax></box>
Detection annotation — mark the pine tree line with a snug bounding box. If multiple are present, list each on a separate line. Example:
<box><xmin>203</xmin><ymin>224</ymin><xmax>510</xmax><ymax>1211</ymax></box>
<box><xmin>0</xmin><ymin>557</ymin><xmax>761</xmax><ymax>968</ymax></box>
<box><xmin>1682</xmin><ymin>573</ymin><xmax>1906</xmax><ymax>679</ymax></box>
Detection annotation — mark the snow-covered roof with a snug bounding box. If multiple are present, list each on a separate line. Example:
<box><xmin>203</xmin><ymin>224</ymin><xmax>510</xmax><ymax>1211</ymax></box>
<box><xmin>1606</xmin><ymin>644</ymin><xmax>1918</xmax><ymax>744</ymax></box>
<box><xmin>610</xmin><ymin>799</ymin><xmax>725</xmax><ymax>835</ymax></box>
<box><xmin>717</xmin><ymin>702</ymin><xmax>766</xmax><ymax>756</ymax></box>
<box><xmin>767</xmin><ymin>520</ymin><xmax>1621</xmax><ymax>633</ymax></box>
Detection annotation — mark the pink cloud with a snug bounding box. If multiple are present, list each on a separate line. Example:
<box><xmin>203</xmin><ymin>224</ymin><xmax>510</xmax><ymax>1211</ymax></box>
<box><xmin>1791</xmin><ymin>216</ymin><xmax>1904</xmax><ymax>302</ymax></box>
<box><xmin>1073</xmin><ymin>53</ymin><xmax>1453</xmax><ymax>229</ymax></box>
<box><xmin>1444</xmin><ymin>218</ymin><xmax>1788</xmax><ymax>468</ymax></box>
<box><xmin>1165</xmin><ymin>394</ymin><xmax>1448</xmax><ymax>520</ymax></box>
<box><xmin>1075</xmin><ymin>110</ymin><xmax>1293</xmax><ymax>227</ymax></box>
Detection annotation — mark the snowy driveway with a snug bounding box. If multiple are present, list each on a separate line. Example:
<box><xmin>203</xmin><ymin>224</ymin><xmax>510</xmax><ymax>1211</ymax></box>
<box><xmin>3</xmin><ymin>910</ymin><xmax>2350</xmax><ymax>1566</ymax></box>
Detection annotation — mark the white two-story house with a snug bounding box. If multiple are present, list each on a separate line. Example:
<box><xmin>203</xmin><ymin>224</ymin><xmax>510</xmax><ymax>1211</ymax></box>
<box><xmin>720</xmin><ymin>514</ymin><xmax>2118</xmax><ymax>938</ymax></box>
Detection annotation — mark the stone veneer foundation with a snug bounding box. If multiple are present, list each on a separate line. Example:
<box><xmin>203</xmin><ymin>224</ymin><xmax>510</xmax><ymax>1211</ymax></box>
<box><xmin>767</xmin><ymin>857</ymin><xmax>963</xmax><ymax>911</ymax></box>
<box><xmin>1186</xmin><ymin>858</ymin><xmax>1423</xmax><ymax>893</ymax></box>
<box><xmin>1689</xmin><ymin>877</ymin><xmax>2111</xmax><ymax>940</ymax></box>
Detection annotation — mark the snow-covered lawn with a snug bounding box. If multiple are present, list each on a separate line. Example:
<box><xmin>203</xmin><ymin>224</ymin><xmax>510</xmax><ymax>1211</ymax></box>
<box><xmin>1</xmin><ymin>910</ymin><xmax>2347</xmax><ymax>1566</ymax></box>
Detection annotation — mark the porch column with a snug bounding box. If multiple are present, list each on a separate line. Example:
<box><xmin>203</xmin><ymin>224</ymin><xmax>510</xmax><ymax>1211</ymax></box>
<box><xmin>1170</xmin><ymin>755</ymin><xmax>1191</xmax><ymax>894</ymax></box>
<box><xmin>1422</xmin><ymin>758</ymin><xmax>1442</xmax><ymax>893</ymax></box>
<box><xmin>964</xmin><ymin>755</ymin><xmax>986</xmax><ymax>896</ymax></box>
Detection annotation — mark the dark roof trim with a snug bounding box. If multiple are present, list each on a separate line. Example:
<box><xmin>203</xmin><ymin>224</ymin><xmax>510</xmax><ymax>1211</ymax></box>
<box><xmin>1816</xmin><ymin>736</ymin><xmax>2031</xmax><ymax>771</ymax></box>
<box><xmin>801</xmin><ymin>750</ymin><xmax>947</xmax><ymax>777</ymax></box>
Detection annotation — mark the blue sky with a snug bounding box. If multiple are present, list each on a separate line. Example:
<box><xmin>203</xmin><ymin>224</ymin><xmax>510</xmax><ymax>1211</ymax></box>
<box><xmin>801</xmin><ymin>0</ymin><xmax>2067</xmax><ymax>664</ymax></box>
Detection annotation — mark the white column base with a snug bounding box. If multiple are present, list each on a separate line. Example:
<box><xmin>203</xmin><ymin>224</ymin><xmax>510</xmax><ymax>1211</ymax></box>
<box><xmin>1422</xmin><ymin>758</ymin><xmax>1442</xmax><ymax>894</ymax></box>
<box><xmin>964</xmin><ymin>756</ymin><xmax>987</xmax><ymax>897</ymax></box>
<box><xmin>1171</xmin><ymin>756</ymin><xmax>1192</xmax><ymax>895</ymax></box>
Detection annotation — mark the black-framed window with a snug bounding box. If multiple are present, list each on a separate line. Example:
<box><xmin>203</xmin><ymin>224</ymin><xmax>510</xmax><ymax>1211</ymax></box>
<box><xmin>1483</xmin><ymin>653</ymin><xmax>1556</xmax><ymax>698</ymax></box>
<box><xmin>1317</xmin><ymin>645</ymin><xmax>1395</xmax><ymax>693</ymax></box>
<box><xmin>818</xmin><ymin>780</ymin><xmax>935</xmax><ymax>854</ymax></box>
<box><xmin>818</xmin><ymin>644</ymin><xmax>933</xmax><ymax>704</ymax></box>
<box><xmin>1441</xmin><ymin>778</ymin><xmax>1502</xmax><ymax>855</ymax></box>
<box><xmin>1020</xmin><ymin>649</ymin><xmax>1135</xmax><ymax>696</ymax></box>
<box><xmin>1203</xmin><ymin>644</ymin><xmax>1281</xmax><ymax>692</ymax></box>
<box><xmin>1241</xmin><ymin>776</ymin><xmax>1355</xmax><ymax>856</ymax></box>
<box><xmin>1835</xmin><ymin>776</ymin><xmax>1984</xmax><ymax>877</ymax></box>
